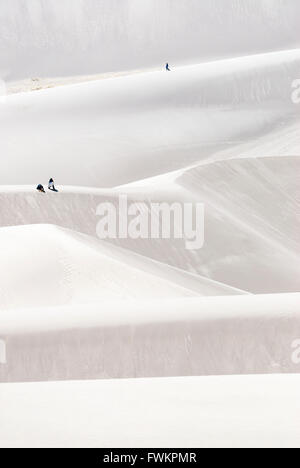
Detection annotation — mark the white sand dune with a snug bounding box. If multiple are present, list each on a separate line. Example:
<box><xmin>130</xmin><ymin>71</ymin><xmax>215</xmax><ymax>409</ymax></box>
<box><xmin>0</xmin><ymin>224</ymin><xmax>248</xmax><ymax>311</ymax></box>
<box><xmin>0</xmin><ymin>0</ymin><xmax>300</xmax><ymax>448</ymax></box>
<box><xmin>0</xmin><ymin>155</ymin><xmax>299</xmax><ymax>294</ymax></box>
<box><xmin>1</xmin><ymin>374</ymin><xmax>300</xmax><ymax>448</ymax></box>
<box><xmin>0</xmin><ymin>293</ymin><xmax>299</xmax><ymax>382</ymax></box>
<box><xmin>115</xmin><ymin>156</ymin><xmax>300</xmax><ymax>293</ymax></box>
<box><xmin>0</xmin><ymin>49</ymin><xmax>299</xmax><ymax>187</ymax></box>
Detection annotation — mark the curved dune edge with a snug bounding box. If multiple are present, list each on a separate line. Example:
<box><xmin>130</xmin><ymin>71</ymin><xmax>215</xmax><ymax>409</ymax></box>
<box><xmin>0</xmin><ymin>155</ymin><xmax>299</xmax><ymax>294</ymax></box>
<box><xmin>1</xmin><ymin>49</ymin><xmax>300</xmax><ymax>187</ymax></box>
<box><xmin>1</xmin><ymin>293</ymin><xmax>299</xmax><ymax>382</ymax></box>
<box><xmin>0</xmin><ymin>224</ymin><xmax>247</xmax><ymax>312</ymax></box>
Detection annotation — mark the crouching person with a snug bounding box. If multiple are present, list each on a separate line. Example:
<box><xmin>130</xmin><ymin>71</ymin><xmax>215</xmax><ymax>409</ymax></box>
<box><xmin>36</xmin><ymin>184</ymin><xmax>45</xmax><ymax>193</ymax></box>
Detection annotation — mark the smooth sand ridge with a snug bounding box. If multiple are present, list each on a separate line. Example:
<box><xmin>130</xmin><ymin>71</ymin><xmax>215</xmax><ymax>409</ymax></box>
<box><xmin>1</xmin><ymin>0</ymin><xmax>299</xmax><ymax>82</ymax></box>
<box><xmin>115</xmin><ymin>155</ymin><xmax>300</xmax><ymax>293</ymax></box>
<box><xmin>0</xmin><ymin>224</ymin><xmax>247</xmax><ymax>311</ymax></box>
<box><xmin>0</xmin><ymin>49</ymin><xmax>300</xmax><ymax>187</ymax></box>
<box><xmin>0</xmin><ymin>156</ymin><xmax>299</xmax><ymax>294</ymax></box>
<box><xmin>1</xmin><ymin>374</ymin><xmax>300</xmax><ymax>448</ymax></box>
<box><xmin>0</xmin><ymin>293</ymin><xmax>299</xmax><ymax>382</ymax></box>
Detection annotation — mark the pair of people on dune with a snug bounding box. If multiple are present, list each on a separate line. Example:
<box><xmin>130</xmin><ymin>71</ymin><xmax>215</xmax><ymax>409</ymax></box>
<box><xmin>37</xmin><ymin>178</ymin><xmax>57</xmax><ymax>193</ymax></box>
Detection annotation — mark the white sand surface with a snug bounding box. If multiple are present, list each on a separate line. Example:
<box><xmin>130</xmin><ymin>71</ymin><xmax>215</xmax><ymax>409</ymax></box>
<box><xmin>1</xmin><ymin>374</ymin><xmax>300</xmax><ymax>448</ymax></box>
<box><xmin>0</xmin><ymin>0</ymin><xmax>299</xmax><ymax>449</ymax></box>
<box><xmin>0</xmin><ymin>293</ymin><xmax>299</xmax><ymax>382</ymax></box>
<box><xmin>1</xmin><ymin>49</ymin><xmax>300</xmax><ymax>187</ymax></box>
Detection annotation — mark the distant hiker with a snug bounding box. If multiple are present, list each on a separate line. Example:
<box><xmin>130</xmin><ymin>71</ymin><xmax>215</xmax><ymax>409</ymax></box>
<box><xmin>48</xmin><ymin>178</ymin><xmax>56</xmax><ymax>191</ymax></box>
<box><xmin>166</xmin><ymin>63</ymin><xmax>171</xmax><ymax>71</ymax></box>
<box><xmin>36</xmin><ymin>184</ymin><xmax>45</xmax><ymax>193</ymax></box>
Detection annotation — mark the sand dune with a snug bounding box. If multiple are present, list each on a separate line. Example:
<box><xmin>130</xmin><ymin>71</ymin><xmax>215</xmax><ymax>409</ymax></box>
<box><xmin>0</xmin><ymin>0</ymin><xmax>299</xmax><ymax>448</ymax></box>
<box><xmin>0</xmin><ymin>49</ymin><xmax>299</xmax><ymax>187</ymax></box>
<box><xmin>0</xmin><ymin>155</ymin><xmax>299</xmax><ymax>293</ymax></box>
<box><xmin>116</xmin><ymin>156</ymin><xmax>300</xmax><ymax>293</ymax></box>
<box><xmin>1</xmin><ymin>224</ymin><xmax>249</xmax><ymax>311</ymax></box>
<box><xmin>1</xmin><ymin>374</ymin><xmax>300</xmax><ymax>448</ymax></box>
<box><xmin>1</xmin><ymin>293</ymin><xmax>299</xmax><ymax>382</ymax></box>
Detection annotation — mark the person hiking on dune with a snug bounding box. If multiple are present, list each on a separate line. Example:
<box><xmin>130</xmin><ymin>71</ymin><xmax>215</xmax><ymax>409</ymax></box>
<box><xmin>48</xmin><ymin>178</ymin><xmax>57</xmax><ymax>191</ymax></box>
<box><xmin>166</xmin><ymin>63</ymin><xmax>171</xmax><ymax>71</ymax></box>
<box><xmin>36</xmin><ymin>184</ymin><xmax>45</xmax><ymax>193</ymax></box>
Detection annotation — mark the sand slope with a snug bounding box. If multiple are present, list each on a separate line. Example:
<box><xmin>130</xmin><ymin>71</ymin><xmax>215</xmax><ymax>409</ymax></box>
<box><xmin>0</xmin><ymin>1</ymin><xmax>300</xmax><ymax>449</ymax></box>
<box><xmin>1</xmin><ymin>155</ymin><xmax>299</xmax><ymax>294</ymax></box>
<box><xmin>1</xmin><ymin>49</ymin><xmax>300</xmax><ymax>187</ymax></box>
<box><xmin>1</xmin><ymin>374</ymin><xmax>300</xmax><ymax>448</ymax></box>
<box><xmin>1</xmin><ymin>293</ymin><xmax>299</xmax><ymax>382</ymax></box>
<box><xmin>116</xmin><ymin>156</ymin><xmax>300</xmax><ymax>293</ymax></box>
<box><xmin>1</xmin><ymin>224</ymin><xmax>249</xmax><ymax>311</ymax></box>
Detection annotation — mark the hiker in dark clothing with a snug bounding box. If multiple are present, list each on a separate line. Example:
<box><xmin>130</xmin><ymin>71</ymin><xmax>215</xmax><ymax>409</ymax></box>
<box><xmin>48</xmin><ymin>178</ymin><xmax>56</xmax><ymax>191</ymax></box>
<box><xmin>166</xmin><ymin>63</ymin><xmax>171</xmax><ymax>71</ymax></box>
<box><xmin>36</xmin><ymin>184</ymin><xmax>45</xmax><ymax>193</ymax></box>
